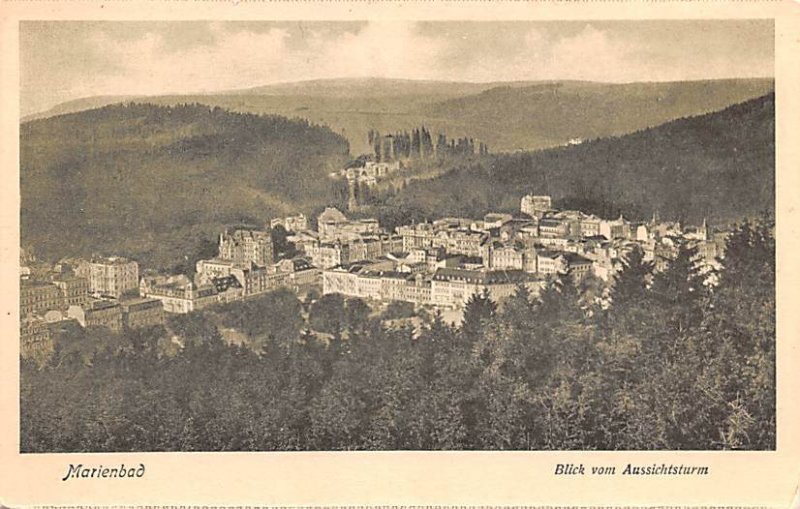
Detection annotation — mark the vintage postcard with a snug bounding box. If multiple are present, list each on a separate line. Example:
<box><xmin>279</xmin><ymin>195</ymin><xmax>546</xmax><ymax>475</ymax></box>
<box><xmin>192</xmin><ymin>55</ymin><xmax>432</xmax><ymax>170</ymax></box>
<box><xmin>0</xmin><ymin>1</ymin><xmax>798</xmax><ymax>507</ymax></box>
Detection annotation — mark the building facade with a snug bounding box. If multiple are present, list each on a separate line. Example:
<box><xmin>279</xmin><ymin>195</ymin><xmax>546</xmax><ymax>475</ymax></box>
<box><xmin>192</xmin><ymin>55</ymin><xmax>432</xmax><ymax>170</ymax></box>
<box><xmin>140</xmin><ymin>275</ymin><xmax>219</xmax><ymax>314</ymax></box>
<box><xmin>52</xmin><ymin>276</ymin><xmax>90</xmax><ymax>309</ymax></box>
<box><xmin>76</xmin><ymin>257</ymin><xmax>140</xmax><ymax>298</ymax></box>
<box><xmin>520</xmin><ymin>194</ymin><xmax>553</xmax><ymax>217</ymax></box>
<box><xmin>20</xmin><ymin>317</ymin><xmax>53</xmax><ymax>365</ymax></box>
<box><xmin>431</xmin><ymin>268</ymin><xmax>536</xmax><ymax>309</ymax></box>
<box><xmin>219</xmin><ymin>229</ymin><xmax>273</xmax><ymax>267</ymax></box>
<box><xmin>20</xmin><ymin>281</ymin><xmax>62</xmax><ymax>317</ymax></box>
<box><xmin>120</xmin><ymin>298</ymin><xmax>165</xmax><ymax>329</ymax></box>
<box><xmin>67</xmin><ymin>300</ymin><xmax>124</xmax><ymax>331</ymax></box>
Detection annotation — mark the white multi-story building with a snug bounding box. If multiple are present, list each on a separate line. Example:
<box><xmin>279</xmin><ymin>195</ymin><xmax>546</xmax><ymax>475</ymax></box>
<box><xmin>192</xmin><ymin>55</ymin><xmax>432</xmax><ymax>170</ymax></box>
<box><xmin>76</xmin><ymin>257</ymin><xmax>139</xmax><ymax>298</ymax></box>
<box><xmin>535</xmin><ymin>251</ymin><xmax>566</xmax><ymax>276</ymax></box>
<box><xmin>317</xmin><ymin>207</ymin><xmax>381</xmax><ymax>241</ymax></box>
<box><xmin>599</xmin><ymin>217</ymin><xmax>632</xmax><ymax>240</ymax></box>
<box><xmin>579</xmin><ymin>215</ymin><xmax>602</xmax><ymax>237</ymax></box>
<box><xmin>139</xmin><ymin>275</ymin><xmax>218</xmax><ymax>314</ymax></box>
<box><xmin>488</xmin><ymin>245</ymin><xmax>525</xmax><ymax>270</ymax></box>
<box><xmin>219</xmin><ymin>229</ymin><xmax>273</xmax><ymax>267</ymax></box>
<box><xmin>431</xmin><ymin>268</ymin><xmax>539</xmax><ymax>309</ymax></box>
<box><xmin>520</xmin><ymin>194</ymin><xmax>552</xmax><ymax>217</ymax></box>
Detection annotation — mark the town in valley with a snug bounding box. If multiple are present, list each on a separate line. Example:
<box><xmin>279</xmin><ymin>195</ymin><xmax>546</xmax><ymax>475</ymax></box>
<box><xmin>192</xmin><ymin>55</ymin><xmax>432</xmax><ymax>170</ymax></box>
<box><xmin>20</xmin><ymin>185</ymin><xmax>726</xmax><ymax>363</ymax></box>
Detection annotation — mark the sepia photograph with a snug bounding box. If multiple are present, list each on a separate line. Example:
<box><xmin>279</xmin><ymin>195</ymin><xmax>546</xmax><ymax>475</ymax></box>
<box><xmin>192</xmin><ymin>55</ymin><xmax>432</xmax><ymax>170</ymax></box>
<box><xmin>17</xmin><ymin>19</ymin><xmax>776</xmax><ymax>454</ymax></box>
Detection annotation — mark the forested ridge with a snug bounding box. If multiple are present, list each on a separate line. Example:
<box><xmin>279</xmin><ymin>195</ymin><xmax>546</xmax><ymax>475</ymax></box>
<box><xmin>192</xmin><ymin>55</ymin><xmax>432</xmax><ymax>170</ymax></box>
<box><xmin>21</xmin><ymin>219</ymin><xmax>775</xmax><ymax>451</ymax></box>
<box><xmin>26</xmin><ymin>78</ymin><xmax>774</xmax><ymax>154</ymax></box>
<box><xmin>20</xmin><ymin>103</ymin><xmax>351</xmax><ymax>270</ymax></box>
<box><xmin>370</xmin><ymin>93</ymin><xmax>774</xmax><ymax>229</ymax></box>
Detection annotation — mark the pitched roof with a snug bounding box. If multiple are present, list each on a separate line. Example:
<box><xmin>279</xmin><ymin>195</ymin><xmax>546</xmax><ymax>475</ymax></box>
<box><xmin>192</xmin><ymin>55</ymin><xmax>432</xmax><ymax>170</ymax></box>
<box><xmin>563</xmin><ymin>253</ymin><xmax>593</xmax><ymax>265</ymax></box>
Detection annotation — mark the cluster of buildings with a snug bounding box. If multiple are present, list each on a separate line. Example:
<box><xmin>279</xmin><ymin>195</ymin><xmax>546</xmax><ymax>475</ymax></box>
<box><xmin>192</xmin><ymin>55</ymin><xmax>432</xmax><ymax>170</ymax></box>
<box><xmin>143</xmin><ymin>228</ymin><xmax>319</xmax><ymax>313</ymax></box>
<box><xmin>330</xmin><ymin>160</ymin><xmax>404</xmax><ymax>211</ymax></box>
<box><xmin>20</xmin><ymin>193</ymin><xmax>727</xmax><ymax>362</ymax></box>
<box><xmin>313</xmin><ymin>196</ymin><xmax>725</xmax><ymax>310</ymax></box>
<box><xmin>19</xmin><ymin>256</ymin><xmax>162</xmax><ymax>363</ymax></box>
<box><xmin>332</xmin><ymin>160</ymin><xmax>402</xmax><ymax>187</ymax></box>
<box><xmin>18</xmin><ymin>227</ymin><xmax>320</xmax><ymax>362</ymax></box>
<box><xmin>289</xmin><ymin>207</ymin><xmax>404</xmax><ymax>269</ymax></box>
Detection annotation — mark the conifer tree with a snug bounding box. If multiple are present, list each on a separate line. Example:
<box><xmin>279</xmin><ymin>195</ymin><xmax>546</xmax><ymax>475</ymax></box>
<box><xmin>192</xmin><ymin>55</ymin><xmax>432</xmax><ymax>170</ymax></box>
<box><xmin>610</xmin><ymin>245</ymin><xmax>653</xmax><ymax>309</ymax></box>
<box><xmin>421</xmin><ymin>127</ymin><xmax>434</xmax><ymax>158</ymax></box>
<box><xmin>436</xmin><ymin>133</ymin><xmax>448</xmax><ymax>157</ymax></box>
<box><xmin>461</xmin><ymin>289</ymin><xmax>497</xmax><ymax>344</ymax></box>
<box><xmin>649</xmin><ymin>240</ymin><xmax>708</xmax><ymax>336</ymax></box>
<box><xmin>411</xmin><ymin>128</ymin><xmax>421</xmax><ymax>158</ymax></box>
<box><xmin>373</xmin><ymin>131</ymin><xmax>382</xmax><ymax>162</ymax></box>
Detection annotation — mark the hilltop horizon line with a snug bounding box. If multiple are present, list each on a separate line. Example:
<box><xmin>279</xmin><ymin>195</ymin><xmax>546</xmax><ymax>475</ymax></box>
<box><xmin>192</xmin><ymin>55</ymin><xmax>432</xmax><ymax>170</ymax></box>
<box><xmin>24</xmin><ymin>75</ymin><xmax>774</xmax><ymax>120</ymax></box>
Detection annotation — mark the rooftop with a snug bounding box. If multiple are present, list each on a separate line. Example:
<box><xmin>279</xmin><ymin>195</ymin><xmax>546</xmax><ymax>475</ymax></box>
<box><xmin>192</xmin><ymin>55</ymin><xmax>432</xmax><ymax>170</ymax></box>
<box><xmin>210</xmin><ymin>275</ymin><xmax>242</xmax><ymax>292</ymax></box>
<box><xmin>21</xmin><ymin>280</ymin><xmax>57</xmax><ymax>289</ymax></box>
<box><xmin>433</xmin><ymin>268</ymin><xmax>529</xmax><ymax>285</ymax></box>
<box><xmin>291</xmin><ymin>257</ymin><xmax>315</xmax><ymax>271</ymax></box>
<box><xmin>90</xmin><ymin>256</ymin><xmax>135</xmax><ymax>265</ymax></box>
<box><xmin>120</xmin><ymin>297</ymin><xmax>163</xmax><ymax>311</ymax></box>
<box><xmin>88</xmin><ymin>300</ymin><xmax>121</xmax><ymax>311</ymax></box>
<box><xmin>223</xmin><ymin>229</ymin><xmax>271</xmax><ymax>241</ymax></box>
<box><xmin>563</xmin><ymin>253</ymin><xmax>593</xmax><ymax>264</ymax></box>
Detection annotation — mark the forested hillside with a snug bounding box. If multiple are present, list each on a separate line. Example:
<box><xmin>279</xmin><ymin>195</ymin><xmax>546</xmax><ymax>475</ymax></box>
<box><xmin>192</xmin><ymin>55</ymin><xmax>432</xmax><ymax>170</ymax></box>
<box><xmin>25</xmin><ymin>78</ymin><xmax>773</xmax><ymax>154</ymax></box>
<box><xmin>375</xmin><ymin>93</ymin><xmax>774</xmax><ymax>228</ymax></box>
<box><xmin>429</xmin><ymin>79</ymin><xmax>774</xmax><ymax>151</ymax></box>
<box><xmin>20</xmin><ymin>103</ymin><xmax>350</xmax><ymax>269</ymax></box>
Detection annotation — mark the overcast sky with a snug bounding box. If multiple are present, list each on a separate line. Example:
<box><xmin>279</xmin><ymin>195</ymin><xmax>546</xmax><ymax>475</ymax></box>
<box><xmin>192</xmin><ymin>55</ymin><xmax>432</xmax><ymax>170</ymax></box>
<box><xmin>20</xmin><ymin>20</ymin><xmax>774</xmax><ymax>117</ymax></box>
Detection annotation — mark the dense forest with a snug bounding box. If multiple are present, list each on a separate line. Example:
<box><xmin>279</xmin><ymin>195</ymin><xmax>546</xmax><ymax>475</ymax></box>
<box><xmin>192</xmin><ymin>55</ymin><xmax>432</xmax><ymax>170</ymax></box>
<box><xmin>367</xmin><ymin>94</ymin><xmax>774</xmax><ymax>230</ymax></box>
<box><xmin>21</xmin><ymin>219</ymin><xmax>775</xmax><ymax>451</ymax></box>
<box><xmin>20</xmin><ymin>103</ymin><xmax>351</xmax><ymax>270</ymax></box>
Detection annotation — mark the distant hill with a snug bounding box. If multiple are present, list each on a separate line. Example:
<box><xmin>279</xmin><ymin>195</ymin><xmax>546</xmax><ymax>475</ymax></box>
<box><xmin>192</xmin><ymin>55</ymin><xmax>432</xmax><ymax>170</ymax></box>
<box><xmin>377</xmin><ymin>93</ymin><xmax>774</xmax><ymax>228</ymax></box>
<box><xmin>21</xmin><ymin>103</ymin><xmax>350</xmax><ymax>270</ymax></box>
<box><xmin>428</xmin><ymin>79</ymin><xmax>775</xmax><ymax>152</ymax></box>
<box><xmin>21</xmin><ymin>78</ymin><xmax>528</xmax><ymax>122</ymax></box>
<box><xmin>23</xmin><ymin>95</ymin><xmax>142</xmax><ymax>122</ymax></box>
<box><xmin>25</xmin><ymin>78</ymin><xmax>773</xmax><ymax>154</ymax></box>
<box><xmin>226</xmin><ymin>77</ymin><xmax>512</xmax><ymax>97</ymax></box>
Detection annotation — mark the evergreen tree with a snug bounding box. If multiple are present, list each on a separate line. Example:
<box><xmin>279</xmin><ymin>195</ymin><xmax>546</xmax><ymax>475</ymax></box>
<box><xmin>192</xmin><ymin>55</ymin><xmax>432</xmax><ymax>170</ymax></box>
<box><xmin>436</xmin><ymin>133</ymin><xmax>448</xmax><ymax>157</ymax></box>
<box><xmin>461</xmin><ymin>289</ymin><xmax>498</xmax><ymax>343</ymax></box>
<box><xmin>649</xmin><ymin>240</ymin><xmax>709</xmax><ymax>338</ymax></box>
<box><xmin>382</xmin><ymin>136</ymin><xmax>393</xmax><ymax>162</ymax></box>
<box><xmin>411</xmin><ymin>129</ymin><xmax>421</xmax><ymax>158</ymax></box>
<box><xmin>421</xmin><ymin>127</ymin><xmax>434</xmax><ymax>158</ymax></box>
<box><xmin>610</xmin><ymin>245</ymin><xmax>653</xmax><ymax>309</ymax></box>
<box><xmin>373</xmin><ymin>131</ymin><xmax>382</xmax><ymax>162</ymax></box>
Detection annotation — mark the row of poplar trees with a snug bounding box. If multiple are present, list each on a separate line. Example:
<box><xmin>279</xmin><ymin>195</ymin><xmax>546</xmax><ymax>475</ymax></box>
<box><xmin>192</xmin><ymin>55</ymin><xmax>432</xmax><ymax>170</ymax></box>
<box><xmin>368</xmin><ymin>127</ymin><xmax>489</xmax><ymax>162</ymax></box>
